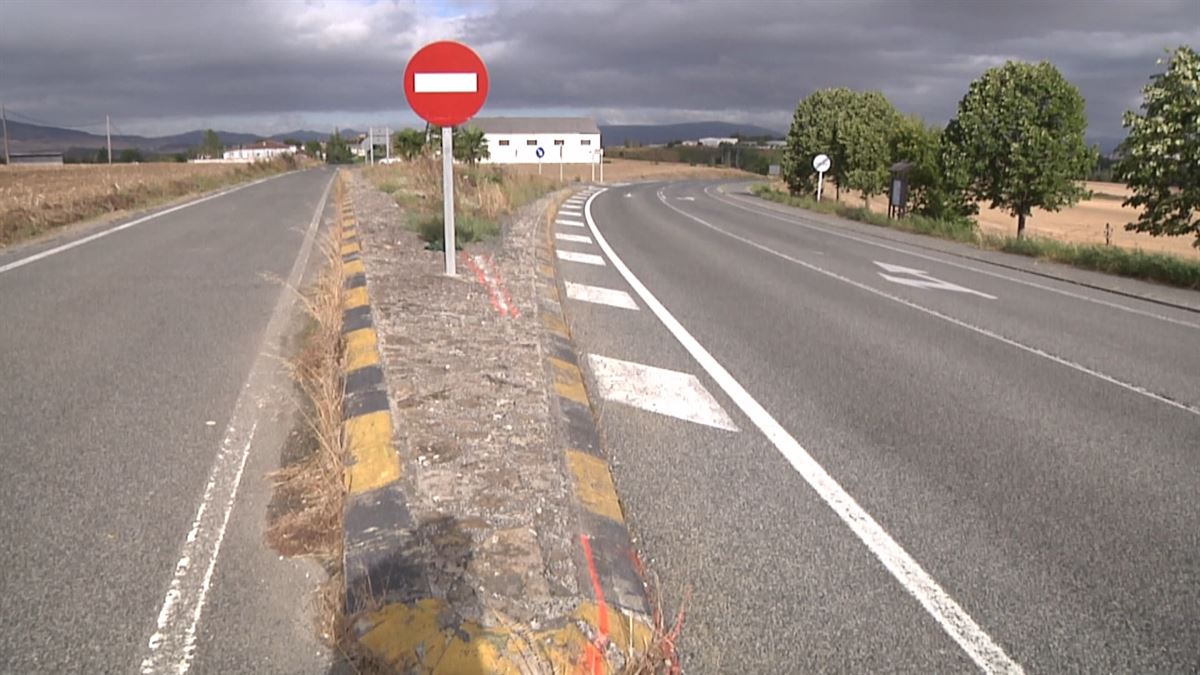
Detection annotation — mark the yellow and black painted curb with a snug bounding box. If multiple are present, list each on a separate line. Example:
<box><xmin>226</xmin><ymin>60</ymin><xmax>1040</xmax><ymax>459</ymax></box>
<box><xmin>535</xmin><ymin>187</ymin><xmax>657</xmax><ymax>658</ymax></box>
<box><xmin>337</xmin><ymin>178</ymin><xmax>653</xmax><ymax>673</ymax></box>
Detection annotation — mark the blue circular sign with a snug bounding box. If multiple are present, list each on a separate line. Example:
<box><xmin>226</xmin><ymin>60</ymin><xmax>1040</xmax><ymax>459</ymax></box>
<box><xmin>535</xmin><ymin>147</ymin><xmax>545</xmax><ymax>159</ymax></box>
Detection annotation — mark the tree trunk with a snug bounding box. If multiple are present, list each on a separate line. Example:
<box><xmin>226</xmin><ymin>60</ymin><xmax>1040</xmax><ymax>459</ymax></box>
<box><xmin>836</xmin><ymin>181</ymin><xmax>841</xmax><ymax>201</ymax></box>
<box><xmin>1017</xmin><ymin>212</ymin><xmax>1027</xmax><ymax>239</ymax></box>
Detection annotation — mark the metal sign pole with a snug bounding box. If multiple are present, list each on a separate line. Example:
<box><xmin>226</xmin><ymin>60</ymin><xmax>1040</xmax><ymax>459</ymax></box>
<box><xmin>442</xmin><ymin>125</ymin><xmax>456</xmax><ymax>276</ymax></box>
<box><xmin>817</xmin><ymin>170</ymin><xmax>824</xmax><ymax>202</ymax></box>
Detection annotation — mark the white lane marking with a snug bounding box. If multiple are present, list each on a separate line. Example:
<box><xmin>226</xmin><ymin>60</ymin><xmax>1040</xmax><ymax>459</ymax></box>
<box><xmin>557</xmin><ymin>250</ymin><xmax>606</xmax><ymax>266</ymax></box>
<box><xmin>565</xmin><ymin>280</ymin><xmax>639</xmax><ymax>310</ymax></box>
<box><xmin>665</xmin><ymin>193</ymin><xmax>1200</xmax><ymax>418</ymax></box>
<box><xmin>587</xmin><ymin>189</ymin><xmax>1025</xmax><ymax>674</ymax></box>
<box><xmin>560</xmin><ymin>209</ymin><xmax>584</xmax><ymax>216</ymax></box>
<box><xmin>875</xmin><ymin>261</ymin><xmax>997</xmax><ymax>300</ymax></box>
<box><xmin>587</xmin><ymin>354</ymin><xmax>737</xmax><ymax>430</ymax></box>
<box><xmin>412</xmin><ymin>72</ymin><xmax>477</xmax><ymax>93</ymax></box>
<box><xmin>557</xmin><ymin>219</ymin><xmax>586</xmax><ymax>228</ymax></box>
<box><xmin>556</xmin><ymin>233</ymin><xmax>593</xmax><ymax>244</ymax></box>
<box><xmin>713</xmin><ymin>187</ymin><xmax>1200</xmax><ymax>331</ymax></box>
<box><xmin>677</xmin><ymin>196</ymin><xmax>696</xmax><ymax>201</ymax></box>
<box><xmin>0</xmin><ymin>173</ymin><xmax>287</xmax><ymax>276</ymax></box>
<box><xmin>139</xmin><ymin>173</ymin><xmax>334</xmax><ymax>675</ymax></box>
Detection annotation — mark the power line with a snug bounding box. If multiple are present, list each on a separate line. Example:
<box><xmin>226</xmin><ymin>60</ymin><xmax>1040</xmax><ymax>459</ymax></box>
<box><xmin>5</xmin><ymin>108</ymin><xmax>108</xmax><ymax>131</ymax></box>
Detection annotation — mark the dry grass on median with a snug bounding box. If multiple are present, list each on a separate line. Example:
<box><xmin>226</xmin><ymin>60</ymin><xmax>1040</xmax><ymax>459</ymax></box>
<box><xmin>0</xmin><ymin>156</ymin><xmax>301</xmax><ymax>245</ymax></box>
<box><xmin>264</xmin><ymin>223</ymin><xmax>347</xmax><ymax>563</ymax></box>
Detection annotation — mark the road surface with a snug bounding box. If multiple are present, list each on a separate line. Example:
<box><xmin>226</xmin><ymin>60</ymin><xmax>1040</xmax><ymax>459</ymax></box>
<box><xmin>0</xmin><ymin>168</ymin><xmax>336</xmax><ymax>674</ymax></box>
<box><xmin>553</xmin><ymin>181</ymin><xmax>1200</xmax><ymax>673</ymax></box>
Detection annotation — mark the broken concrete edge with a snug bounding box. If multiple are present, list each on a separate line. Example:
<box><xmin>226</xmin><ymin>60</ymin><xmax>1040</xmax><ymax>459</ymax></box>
<box><xmin>536</xmin><ymin>186</ymin><xmax>659</xmax><ymax>642</ymax></box>
<box><xmin>337</xmin><ymin>176</ymin><xmax>655</xmax><ymax>673</ymax></box>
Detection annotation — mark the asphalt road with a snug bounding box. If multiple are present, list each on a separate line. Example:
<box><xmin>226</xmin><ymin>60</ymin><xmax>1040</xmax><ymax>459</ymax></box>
<box><xmin>0</xmin><ymin>168</ymin><xmax>336</xmax><ymax>674</ymax></box>
<box><xmin>558</xmin><ymin>181</ymin><xmax>1200</xmax><ymax>673</ymax></box>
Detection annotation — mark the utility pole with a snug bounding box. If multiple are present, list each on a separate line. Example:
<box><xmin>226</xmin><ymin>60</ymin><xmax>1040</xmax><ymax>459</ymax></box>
<box><xmin>106</xmin><ymin>115</ymin><xmax>113</xmax><ymax>165</ymax></box>
<box><xmin>1</xmin><ymin>104</ymin><xmax>10</xmax><ymax>165</ymax></box>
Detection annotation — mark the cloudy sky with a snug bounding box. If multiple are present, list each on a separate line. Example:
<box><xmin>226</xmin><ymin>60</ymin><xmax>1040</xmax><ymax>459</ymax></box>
<box><xmin>1</xmin><ymin>0</ymin><xmax>1196</xmax><ymax>142</ymax></box>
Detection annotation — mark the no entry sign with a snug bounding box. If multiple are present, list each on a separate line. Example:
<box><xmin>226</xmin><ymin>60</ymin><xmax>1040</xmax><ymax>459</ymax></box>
<box><xmin>404</xmin><ymin>41</ymin><xmax>489</xmax><ymax>127</ymax></box>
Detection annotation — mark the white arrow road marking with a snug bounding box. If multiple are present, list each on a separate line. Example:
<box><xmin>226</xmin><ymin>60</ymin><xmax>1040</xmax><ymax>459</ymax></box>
<box><xmin>565</xmin><ymin>281</ymin><xmax>639</xmax><ymax>310</ymax></box>
<box><xmin>557</xmin><ymin>250</ymin><xmax>606</xmax><ymax>266</ymax></box>
<box><xmin>587</xmin><ymin>354</ymin><xmax>738</xmax><ymax>430</ymax></box>
<box><xmin>875</xmin><ymin>261</ymin><xmax>996</xmax><ymax>299</ymax></box>
<box><xmin>413</xmin><ymin>72</ymin><xmax>477</xmax><ymax>93</ymax></box>
<box><xmin>556</xmin><ymin>233</ymin><xmax>593</xmax><ymax>244</ymax></box>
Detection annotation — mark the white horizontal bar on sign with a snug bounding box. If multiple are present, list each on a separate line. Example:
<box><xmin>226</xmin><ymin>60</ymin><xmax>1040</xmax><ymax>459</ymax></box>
<box><xmin>413</xmin><ymin>72</ymin><xmax>478</xmax><ymax>93</ymax></box>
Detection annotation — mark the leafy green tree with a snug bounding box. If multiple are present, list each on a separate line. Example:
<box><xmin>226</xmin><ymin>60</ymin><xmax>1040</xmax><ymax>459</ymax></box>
<box><xmin>452</xmin><ymin>126</ymin><xmax>489</xmax><ymax>165</ymax></box>
<box><xmin>782</xmin><ymin>88</ymin><xmax>898</xmax><ymax>202</ymax></box>
<box><xmin>303</xmin><ymin>139</ymin><xmax>322</xmax><ymax>158</ymax></box>
<box><xmin>889</xmin><ymin>115</ymin><xmax>975</xmax><ymax>221</ymax></box>
<box><xmin>118</xmin><ymin>148</ymin><xmax>144</xmax><ymax>163</ymax></box>
<box><xmin>943</xmin><ymin>61</ymin><xmax>1097</xmax><ymax>238</ymax></box>
<box><xmin>839</xmin><ymin>90</ymin><xmax>900</xmax><ymax>204</ymax></box>
<box><xmin>1115</xmin><ymin>46</ymin><xmax>1200</xmax><ymax>247</ymax></box>
<box><xmin>198</xmin><ymin>129</ymin><xmax>223</xmax><ymax>159</ymax></box>
<box><xmin>96</xmin><ymin>147</ymin><xmax>109</xmax><ymax>163</ymax></box>
<box><xmin>393</xmin><ymin>128</ymin><xmax>428</xmax><ymax>160</ymax></box>
<box><xmin>782</xmin><ymin>87</ymin><xmax>855</xmax><ymax>195</ymax></box>
<box><xmin>324</xmin><ymin>129</ymin><xmax>356</xmax><ymax>164</ymax></box>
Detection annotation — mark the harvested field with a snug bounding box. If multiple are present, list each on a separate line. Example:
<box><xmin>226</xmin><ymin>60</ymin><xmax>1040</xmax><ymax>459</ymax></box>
<box><xmin>793</xmin><ymin>179</ymin><xmax>1200</xmax><ymax>260</ymax></box>
<box><xmin>0</xmin><ymin>158</ymin><xmax>299</xmax><ymax>245</ymax></box>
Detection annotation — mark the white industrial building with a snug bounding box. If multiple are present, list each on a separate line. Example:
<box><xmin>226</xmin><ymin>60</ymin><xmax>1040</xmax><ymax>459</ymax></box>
<box><xmin>471</xmin><ymin>117</ymin><xmax>601</xmax><ymax>165</ymax></box>
<box><xmin>223</xmin><ymin>139</ymin><xmax>295</xmax><ymax>162</ymax></box>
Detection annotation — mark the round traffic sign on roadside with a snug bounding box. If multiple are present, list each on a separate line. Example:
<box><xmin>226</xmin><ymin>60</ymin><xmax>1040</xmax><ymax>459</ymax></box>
<box><xmin>403</xmin><ymin>41</ymin><xmax>489</xmax><ymax>127</ymax></box>
<box><xmin>813</xmin><ymin>153</ymin><xmax>831</xmax><ymax>173</ymax></box>
<box><xmin>535</xmin><ymin>147</ymin><xmax>545</xmax><ymax>159</ymax></box>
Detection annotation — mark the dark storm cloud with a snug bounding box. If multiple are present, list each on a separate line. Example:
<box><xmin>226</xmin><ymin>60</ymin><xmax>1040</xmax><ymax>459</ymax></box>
<box><xmin>1</xmin><ymin>0</ymin><xmax>1195</xmax><ymax>136</ymax></box>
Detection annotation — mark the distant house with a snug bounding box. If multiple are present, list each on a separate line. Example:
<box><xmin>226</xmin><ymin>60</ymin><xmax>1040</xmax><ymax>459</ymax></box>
<box><xmin>697</xmin><ymin>137</ymin><xmax>739</xmax><ymax>147</ymax></box>
<box><xmin>223</xmin><ymin>139</ymin><xmax>293</xmax><ymax>162</ymax></box>
<box><xmin>471</xmin><ymin>117</ymin><xmax>602</xmax><ymax>165</ymax></box>
<box><xmin>8</xmin><ymin>151</ymin><xmax>64</xmax><ymax>165</ymax></box>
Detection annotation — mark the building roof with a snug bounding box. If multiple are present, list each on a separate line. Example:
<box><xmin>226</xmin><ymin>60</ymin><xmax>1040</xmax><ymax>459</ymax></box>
<box><xmin>238</xmin><ymin>139</ymin><xmax>290</xmax><ymax>149</ymax></box>
<box><xmin>469</xmin><ymin>117</ymin><xmax>600</xmax><ymax>135</ymax></box>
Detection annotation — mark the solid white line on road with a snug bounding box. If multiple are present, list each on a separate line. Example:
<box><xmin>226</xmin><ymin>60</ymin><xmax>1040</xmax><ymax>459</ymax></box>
<box><xmin>662</xmin><ymin>193</ymin><xmax>1200</xmax><ymax>419</ymax></box>
<box><xmin>565</xmin><ymin>280</ymin><xmax>639</xmax><ymax>310</ymax></box>
<box><xmin>587</xmin><ymin>354</ymin><xmax>738</xmax><ymax>430</ymax></box>
<box><xmin>0</xmin><ymin>173</ymin><xmax>287</xmax><ymax>277</ymax></box>
<box><xmin>139</xmin><ymin>173</ymin><xmax>334</xmax><ymax>675</ymax></box>
<box><xmin>412</xmin><ymin>72</ymin><xmax>477</xmax><ymax>93</ymax></box>
<box><xmin>585</xmin><ymin>189</ymin><xmax>1025</xmax><ymax>674</ymax></box>
<box><xmin>557</xmin><ymin>250</ymin><xmax>606</xmax><ymax>266</ymax></box>
<box><xmin>712</xmin><ymin>187</ymin><xmax>1200</xmax><ymax>331</ymax></box>
<box><xmin>556</xmin><ymin>233</ymin><xmax>593</xmax><ymax>244</ymax></box>
<box><xmin>557</xmin><ymin>218</ymin><xmax>586</xmax><ymax>228</ymax></box>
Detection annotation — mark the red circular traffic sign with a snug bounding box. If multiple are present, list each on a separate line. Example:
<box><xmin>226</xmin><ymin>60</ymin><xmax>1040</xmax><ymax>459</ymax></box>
<box><xmin>404</xmin><ymin>41</ymin><xmax>489</xmax><ymax>127</ymax></box>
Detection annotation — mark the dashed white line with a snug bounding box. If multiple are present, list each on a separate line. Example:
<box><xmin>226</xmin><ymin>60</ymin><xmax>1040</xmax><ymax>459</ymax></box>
<box><xmin>584</xmin><ymin>188</ymin><xmax>1025</xmax><ymax>674</ymax></box>
<box><xmin>557</xmin><ymin>250</ymin><xmax>606</xmax><ymax>266</ymax></box>
<box><xmin>565</xmin><ymin>280</ymin><xmax>639</xmax><ymax>310</ymax></box>
<box><xmin>556</xmin><ymin>233</ymin><xmax>594</xmax><ymax>244</ymax></box>
<box><xmin>557</xmin><ymin>218</ymin><xmax>586</xmax><ymax>228</ymax></box>
<box><xmin>587</xmin><ymin>354</ymin><xmax>738</xmax><ymax>430</ymax></box>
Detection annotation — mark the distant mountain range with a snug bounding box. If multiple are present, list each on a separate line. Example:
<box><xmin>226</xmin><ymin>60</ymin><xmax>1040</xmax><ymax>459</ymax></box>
<box><xmin>3</xmin><ymin>120</ymin><xmax>364</xmax><ymax>156</ymax></box>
